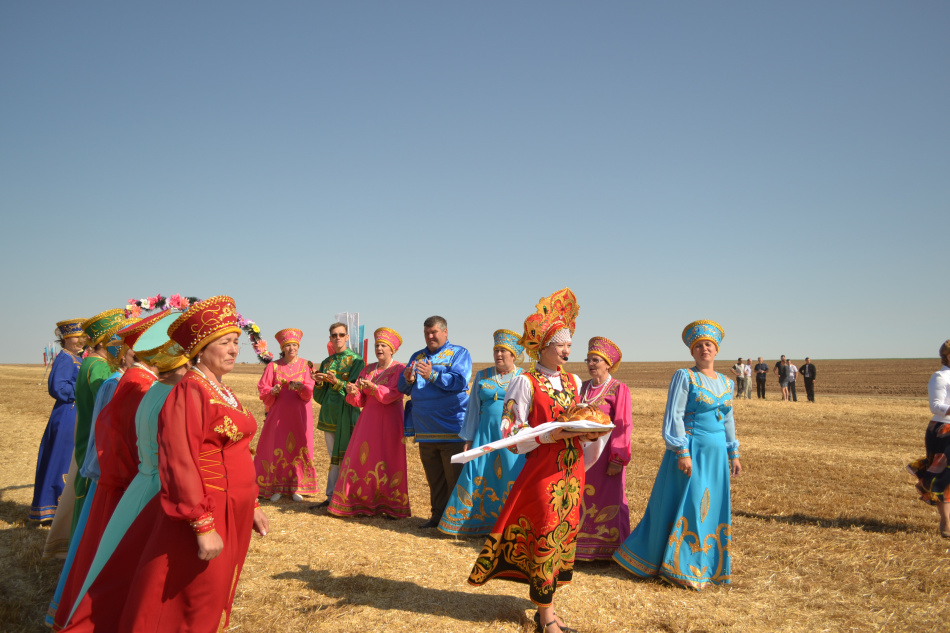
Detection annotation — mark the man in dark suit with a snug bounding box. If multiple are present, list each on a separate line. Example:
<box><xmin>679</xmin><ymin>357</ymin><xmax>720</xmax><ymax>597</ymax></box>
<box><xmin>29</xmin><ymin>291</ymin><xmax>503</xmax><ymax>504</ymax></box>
<box><xmin>800</xmin><ymin>357</ymin><xmax>817</xmax><ymax>402</ymax></box>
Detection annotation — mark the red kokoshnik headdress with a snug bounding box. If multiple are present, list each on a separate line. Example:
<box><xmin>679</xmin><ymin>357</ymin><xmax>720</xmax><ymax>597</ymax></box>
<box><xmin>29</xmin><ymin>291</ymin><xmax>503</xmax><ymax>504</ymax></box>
<box><xmin>519</xmin><ymin>287</ymin><xmax>579</xmax><ymax>363</ymax></box>
<box><xmin>167</xmin><ymin>295</ymin><xmax>240</xmax><ymax>359</ymax></box>
<box><xmin>275</xmin><ymin>328</ymin><xmax>303</xmax><ymax>348</ymax></box>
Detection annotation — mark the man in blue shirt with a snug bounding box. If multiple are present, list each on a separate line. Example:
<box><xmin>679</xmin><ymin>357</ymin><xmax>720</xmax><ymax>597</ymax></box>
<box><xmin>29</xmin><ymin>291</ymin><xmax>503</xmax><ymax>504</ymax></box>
<box><xmin>399</xmin><ymin>316</ymin><xmax>472</xmax><ymax>529</ymax></box>
<box><xmin>754</xmin><ymin>357</ymin><xmax>769</xmax><ymax>399</ymax></box>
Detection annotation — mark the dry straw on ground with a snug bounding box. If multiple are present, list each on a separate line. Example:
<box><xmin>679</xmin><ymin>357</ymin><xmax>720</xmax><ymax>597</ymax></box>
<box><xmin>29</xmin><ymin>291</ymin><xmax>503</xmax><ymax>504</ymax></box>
<box><xmin>1</xmin><ymin>359</ymin><xmax>948</xmax><ymax>632</ymax></box>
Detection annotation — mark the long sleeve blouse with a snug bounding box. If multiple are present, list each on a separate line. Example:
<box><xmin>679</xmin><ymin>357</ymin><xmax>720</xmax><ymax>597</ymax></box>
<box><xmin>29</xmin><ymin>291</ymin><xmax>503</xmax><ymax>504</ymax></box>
<box><xmin>258</xmin><ymin>358</ymin><xmax>315</xmax><ymax>409</ymax></box>
<box><xmin>929</xmin><ymin>366</ymin><xmax>950</xmax><ymax>423</ymax></box>
<box><xmin>158</xmin><ymin>371</ymin><xmax>257</xmax><ymax>522</ymax></box>
<box><xmin>345</xmin><ymin>362</ymin><xmax>406</xmax><ymax>409</ymax></box>
<box><xmin>662</xmin><ymin>369</ymin><xmax>739</xmax><ymax>457</ymax></box>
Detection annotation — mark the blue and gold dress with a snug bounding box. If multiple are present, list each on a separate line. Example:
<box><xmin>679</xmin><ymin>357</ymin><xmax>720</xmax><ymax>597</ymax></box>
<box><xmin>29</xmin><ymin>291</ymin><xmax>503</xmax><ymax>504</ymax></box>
<box><xmin>613</xmin><ymin>368</ymin><xmax>739</xmax><ymax>590</ymax></box>
<box><xmin>439</xmin><ymin>368</ymin><xmax>525</xmax><ymax>535</ymax></box>
<box><xmin>30</xmin><ymin>350</ymin><xmax>82</xmax><ymax>522</ymax></box>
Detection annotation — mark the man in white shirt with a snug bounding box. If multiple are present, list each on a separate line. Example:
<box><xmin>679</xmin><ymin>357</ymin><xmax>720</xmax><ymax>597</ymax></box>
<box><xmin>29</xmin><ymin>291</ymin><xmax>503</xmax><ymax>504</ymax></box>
<box><xmin>731</xmin><ymin>358</ymin><xmax>745</xmax><ymax>399</ymax></box>
<box><xmin>743</xmin><ymin>361</ymin><xmax>753</xmax><ymax>399</ymax></box>
<box><xmin>787</xmin><ymin>360</ymin><xmax>799</xmax><ymax>402</ymax></box>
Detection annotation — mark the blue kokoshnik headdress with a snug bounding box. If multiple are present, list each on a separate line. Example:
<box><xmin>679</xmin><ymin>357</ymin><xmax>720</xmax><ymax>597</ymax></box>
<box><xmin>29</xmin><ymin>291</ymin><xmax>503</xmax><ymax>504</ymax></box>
<box><xmin>493</xmin><ymin>329</ymin><xmax>525</xmax><ymax>360</ymax></box>
<box><xmin>682</xmin><ymin>320</ymin><xmax>724</xmax><ymax>351</ymax></box>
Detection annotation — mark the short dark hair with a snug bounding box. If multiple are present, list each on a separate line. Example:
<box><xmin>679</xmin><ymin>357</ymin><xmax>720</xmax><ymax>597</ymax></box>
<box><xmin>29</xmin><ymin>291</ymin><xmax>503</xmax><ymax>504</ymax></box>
<box><xmin>423</xmin><ymin>316</ymin><xmax>447</xmax><ymax>330</ymax></box>
<box><xmin>329</xmin><ymin>322</ymin><xmax>348</xmax><ymax>334</ymax></box>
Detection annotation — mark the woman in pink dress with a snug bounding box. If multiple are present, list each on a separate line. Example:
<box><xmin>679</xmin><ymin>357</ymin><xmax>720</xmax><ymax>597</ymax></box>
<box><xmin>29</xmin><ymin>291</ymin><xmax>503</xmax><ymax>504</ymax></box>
<box><xmin>254</xmin><ymin>328</ymin><xmax>318</xmax><ymax>502</ymax></box>
<box><xmin>329</xmin><ymin>327</ymin><xmax>410</xmax><ymax>519</ymax></box>
<box><xmin>575</xmin><ymin>336</ymin><xmax>633</xmax><ymax>561</ymax></box>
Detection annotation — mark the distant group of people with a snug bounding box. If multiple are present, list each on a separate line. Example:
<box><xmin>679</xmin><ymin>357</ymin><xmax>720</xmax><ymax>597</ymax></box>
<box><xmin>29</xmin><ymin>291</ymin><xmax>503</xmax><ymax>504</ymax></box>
<box><xmin>730</xmin><ymin>356</ymin><xmax>818</xmax><ymax>402</ymax></box>
<box><xmin>29</xmin><ymin>289</ymin><xmax>745</xmax><ymax>633</ymax></box>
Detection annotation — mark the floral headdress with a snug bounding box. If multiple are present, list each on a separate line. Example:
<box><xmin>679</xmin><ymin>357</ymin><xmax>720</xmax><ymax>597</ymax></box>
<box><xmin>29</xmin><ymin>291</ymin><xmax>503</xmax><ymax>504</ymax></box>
<box><xmin>125</xmin><ymin>294</ymin><xmax>200</xmax><ymax>318</ymax></box>
<box><xmin>237</xmin><ymin>313</ymin><xmax>274</xmax><ymax>363</ymax></box>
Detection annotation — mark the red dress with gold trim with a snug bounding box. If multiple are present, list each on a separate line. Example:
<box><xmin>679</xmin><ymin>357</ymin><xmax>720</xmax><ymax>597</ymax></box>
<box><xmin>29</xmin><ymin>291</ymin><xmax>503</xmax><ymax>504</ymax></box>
<box><xmin>468</xmin><ymin>368</ymin><xmax>582</xmax><ymax>606</ymax></box>
<box><xmin>118</xmin><ymin>369</ymin><xmax>258</xmax><ymax>633</ymax></box>
<box><xmin>54</xmin><ymin>365</ymin><xmax>157</xmax><ymax>630</ymax></box>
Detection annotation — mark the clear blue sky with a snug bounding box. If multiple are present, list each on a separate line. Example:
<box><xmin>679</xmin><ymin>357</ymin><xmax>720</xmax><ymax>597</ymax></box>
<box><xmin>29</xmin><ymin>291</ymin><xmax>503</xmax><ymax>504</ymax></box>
<box><xmin>2</xmin><ymin>2</ymin><xmax>947</xmax><ymax>364</ymax></box>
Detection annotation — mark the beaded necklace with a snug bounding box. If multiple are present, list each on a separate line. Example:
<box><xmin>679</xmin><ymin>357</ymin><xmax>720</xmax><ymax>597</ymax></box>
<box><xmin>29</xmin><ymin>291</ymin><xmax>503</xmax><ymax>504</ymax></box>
<box><xmin>489</xmin><ymin>368</ymin><xmax>517</xmax><ymax>389</ymax></box>
<box><xmin>193</xmin><ymin>366</ymin><xmax>239</xmax><ymax>408</ymax></box>
<box><xmin>369</xmin><ymin>360</ymin><xmax>395</xmax><ymax>383</ymax></box>
<box><xmin>581</xmin><ymin>376</ymin><xmax>614</xmax><ymax>405</ymax></box>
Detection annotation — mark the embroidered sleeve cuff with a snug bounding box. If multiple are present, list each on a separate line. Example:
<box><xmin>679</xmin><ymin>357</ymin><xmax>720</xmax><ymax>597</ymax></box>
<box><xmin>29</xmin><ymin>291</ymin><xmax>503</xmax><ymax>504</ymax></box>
<box><xmin>728</xmin><ymin>450</ymin><xmax>740</xmax><ymax>460</ymax></box>
<box><xmin>675</xmin><ymin>448</ymin><xmax>690</xmax><ymax>458</ymax></box>
<box><xmin>427</xmin><ymin>370</ymin><xmax>439</xmax><ymax>383</ymax></box>
<box><xmin>190</xmin><ymin>513</ymin><xmax>215</xmax><ymax>534</ymax></box>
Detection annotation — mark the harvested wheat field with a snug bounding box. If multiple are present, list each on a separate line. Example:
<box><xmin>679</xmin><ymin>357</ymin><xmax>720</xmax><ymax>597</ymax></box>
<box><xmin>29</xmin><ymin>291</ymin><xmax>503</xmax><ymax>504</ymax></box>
<box><xmin>1</xmin><ymin>359</ymin><xmax>948</xmax><ymax>632</ymax></box>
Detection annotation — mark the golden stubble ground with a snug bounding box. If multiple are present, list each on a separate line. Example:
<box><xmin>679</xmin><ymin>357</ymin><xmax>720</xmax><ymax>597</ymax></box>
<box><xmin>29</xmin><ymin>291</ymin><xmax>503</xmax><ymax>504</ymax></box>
<box><xmin>1</xmin><ymin>359</ymin><xmax>948</xmax><ymax>632</ymax></box>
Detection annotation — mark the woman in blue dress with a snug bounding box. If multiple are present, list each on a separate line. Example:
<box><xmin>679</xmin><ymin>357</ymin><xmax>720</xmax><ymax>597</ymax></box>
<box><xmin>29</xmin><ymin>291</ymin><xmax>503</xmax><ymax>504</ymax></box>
<box><xmin>613</xmin><ymin>320</ymin><xmax>741</xmax><ymax>590</ymax></box>
<box><xmin>439</xmin><ymin>330</ymin><xmax>526</xmax><ymax>536</ymax></box>
<box><xmin>30</xmin><ymin>319</ymin><xmax>85</xmax><ymax>523</ymax></box>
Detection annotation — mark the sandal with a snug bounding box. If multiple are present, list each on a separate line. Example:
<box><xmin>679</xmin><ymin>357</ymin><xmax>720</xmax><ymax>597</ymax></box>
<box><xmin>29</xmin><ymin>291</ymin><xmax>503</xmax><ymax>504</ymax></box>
<box><xmin>534</xmin><ymin>611</ymin><xmax>578</xmax><ymax>633</ymax></box>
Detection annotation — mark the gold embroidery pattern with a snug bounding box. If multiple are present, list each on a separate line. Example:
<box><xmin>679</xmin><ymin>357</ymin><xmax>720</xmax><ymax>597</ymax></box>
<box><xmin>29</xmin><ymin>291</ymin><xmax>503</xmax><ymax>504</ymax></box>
<box><xmin>443</xmin><ymin>476</ymin><xmax>517</xmax><ymax>527</ymax></box>
<box><xmin>530</xmin><ymin>369</ymin><xmax>577</xmax><ymax>412</ymax></box>
<box><xmin>214</xmin><ymin>416</ymin><xmax>244</xmax><ymax>443</ymax></box>
<box><xmin>579</xmin><ymin>483</ymin><xmax>622</xmax><ymax>544</ymax></box>
<box><xmin>332</xmin><ymin>451</ymin><xmax>409</xmax><ymax>512</ymax></box>
<box><xmin>256</xmin><ymin>431</ymin><xmax>319</xmax><ymax>493</ymax></box>
<box><xmin>662</xmin><ymin>517</ymin><xmax>731</xmax><ymax>589</ymax></box>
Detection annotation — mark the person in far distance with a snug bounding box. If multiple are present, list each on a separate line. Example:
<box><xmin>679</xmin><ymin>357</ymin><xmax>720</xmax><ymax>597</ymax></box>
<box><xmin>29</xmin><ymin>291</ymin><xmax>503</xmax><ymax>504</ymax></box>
<box><xmin>310</xmin><ymin>322</ymin><xmax>365</xmax><ymax>509</ymax></box>
<box><xmin>743</xmin><ymin>360</ymin><xmax>753</xmax><ymax>399</ymax></box>
<box><xmin>754</xmin><ymin>357</ymin><xmax>769</xmax><ymax>399</ymax></box>
<box><xmin>800</xmin><ymin>357</ymin><xmax>817</xmax><ymax>402</ymax></box>
<box><xmin>775</xmin><ymin>355</ymin><xmax>788</xmax><ymax>402</ymax></box>
<box><xmin>439</xmin><ymin>330</ymin><xmax>526</xmax><ymax>536</ymax></box>
<box><xmin>613</xmin><ymin>320</ymin><xmax>741</xmax><ymax>590</ymax></box>
<box><xmin>731</xmin><ymin>358</ymin><xmax>743</xmax><ymax>400</ymax></box>
<box><xmin>786</xmin><ymin>359</ymin><xmax>798</xmax><ymax>402</ymax></box>
<box><xmin>30</xmin><ymin>318</ymin><xmax>85</xmax><ymax>525</ymax></box>
<box><xmin>330</xmin><ymin>327</ymin><xmax>410</xmax><ymax>519</ymax></box>
<box><xmin>907</xmin><ymin>340</ymin><xmax>950</xmax><ymax>538</ymax></box>
<box><xmin>255</xmin><ymin>328</ymin><xmax>317</xmax><ymax>503</ymax></box>
<box><xmin>575</xmin><ymin>336</ymin><xmax>633</xmax><ymax>561</ymax></box>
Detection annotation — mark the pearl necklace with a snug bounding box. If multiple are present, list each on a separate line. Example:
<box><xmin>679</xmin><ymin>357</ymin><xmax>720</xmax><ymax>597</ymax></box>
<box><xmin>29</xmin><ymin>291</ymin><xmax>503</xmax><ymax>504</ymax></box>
<box><xmin>369</xmin><ymin>361</ymin><xmax>394</xmax><ymax>383</ymax></box>
<box><xmin>193</xmin><ymin>366</ymin><xmax>239</xmax><ymax>408</ymax></box>
<box><xmin>491</xmin><ymin>369</ymin><xmax>517</xmax><ymax>389</ymax></box>
<box><xmin>581</xmin><ymin>376</ymin><xmax>613</xmax><ymax>405</ymax></box>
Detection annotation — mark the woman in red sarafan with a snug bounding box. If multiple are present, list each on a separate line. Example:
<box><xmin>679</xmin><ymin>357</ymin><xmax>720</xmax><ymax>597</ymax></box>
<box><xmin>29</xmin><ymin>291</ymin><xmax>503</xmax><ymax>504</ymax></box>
<box><xmin>118</xmin><ymin>296</ymin><xmax>268</xmax><ymax>633</ymax></box>
<box><xmin>468</xmin><ymin>288</ymin><xmax>608</xmax><ymax>633</ymax></box>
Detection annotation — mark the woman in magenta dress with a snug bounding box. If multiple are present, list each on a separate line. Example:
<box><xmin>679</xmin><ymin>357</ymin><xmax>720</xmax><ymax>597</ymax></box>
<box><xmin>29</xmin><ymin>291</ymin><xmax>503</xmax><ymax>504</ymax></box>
<box><xmin>118</xmin><ymin>296</ymin><xmax>269</xmax><ymax>633</ymax></box>
<box><xmin>575</xmin><ymin>336</ymin><xmax>632</xmax><ymax>560</ymax></box>
<box><xmin>329</xmin><ymin>327</ymin><xmax>410</xmax><ymax>519</ymax></box>
<box><xmin>254</xmin><ymin>328</ymin><xmax>318</xmax><ymax>502</ymax></box>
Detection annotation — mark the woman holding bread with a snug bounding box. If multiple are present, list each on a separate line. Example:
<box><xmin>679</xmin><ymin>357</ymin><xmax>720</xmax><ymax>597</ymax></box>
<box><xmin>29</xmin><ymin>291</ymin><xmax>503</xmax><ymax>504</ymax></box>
<box><xmin>468</xmin><ymin>288</ymin><xmax>608</xmax><ymax>633</ymax></box>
